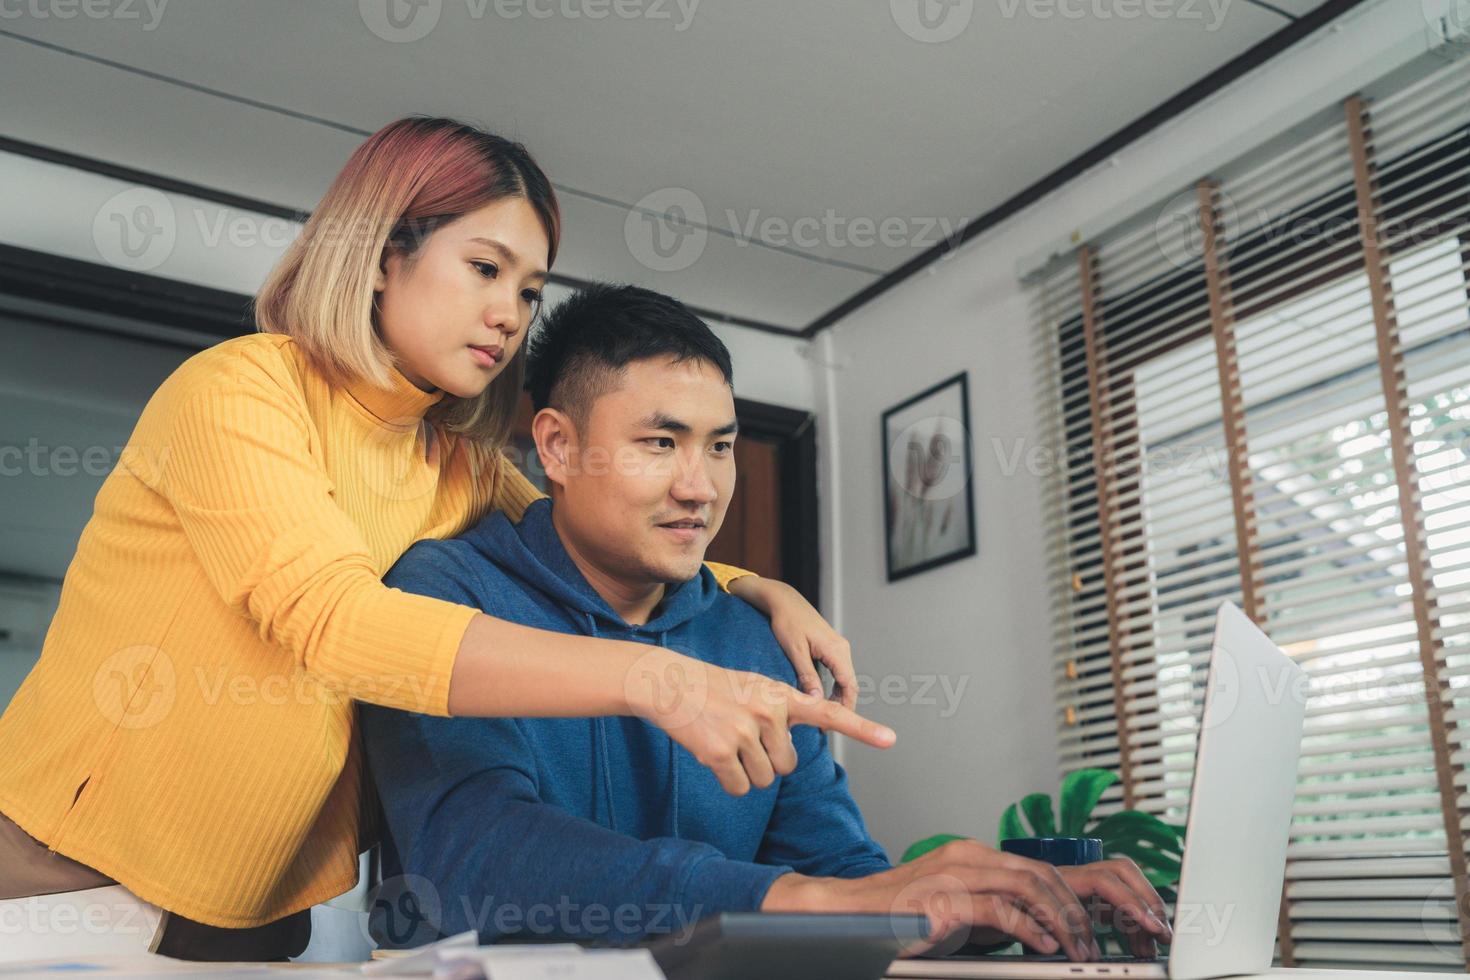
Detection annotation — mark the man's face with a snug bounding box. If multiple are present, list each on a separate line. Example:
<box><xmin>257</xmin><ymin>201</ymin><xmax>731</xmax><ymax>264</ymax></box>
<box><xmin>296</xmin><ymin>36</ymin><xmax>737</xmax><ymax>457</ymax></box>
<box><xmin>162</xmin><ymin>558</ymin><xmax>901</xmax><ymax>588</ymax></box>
<box><xmin>545</xmin><ymin>355</ymin><xmax>737</xmax><ymax>586</ymax></box>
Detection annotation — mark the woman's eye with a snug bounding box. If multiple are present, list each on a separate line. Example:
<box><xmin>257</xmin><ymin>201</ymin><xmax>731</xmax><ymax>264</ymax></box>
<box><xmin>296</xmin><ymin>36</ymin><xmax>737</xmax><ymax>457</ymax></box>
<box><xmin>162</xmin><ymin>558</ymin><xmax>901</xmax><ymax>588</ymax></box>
<box><xmin>471</xmin><ymin>261</ymin><xmax>498</xmax><ymax>279</ymax></box>
<box><xmin>522</xmin><ymin>289</ymin><xmax>543</xmax><ymax>305</ymax></box>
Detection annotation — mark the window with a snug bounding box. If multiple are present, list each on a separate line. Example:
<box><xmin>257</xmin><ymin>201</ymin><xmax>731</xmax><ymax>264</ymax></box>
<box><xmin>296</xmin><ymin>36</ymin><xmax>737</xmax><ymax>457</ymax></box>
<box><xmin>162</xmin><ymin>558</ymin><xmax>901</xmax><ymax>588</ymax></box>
<box><xmin>1039</xmin><ymin>49</ymin><xmax>1470</xmax><ymax>971</ymax></box>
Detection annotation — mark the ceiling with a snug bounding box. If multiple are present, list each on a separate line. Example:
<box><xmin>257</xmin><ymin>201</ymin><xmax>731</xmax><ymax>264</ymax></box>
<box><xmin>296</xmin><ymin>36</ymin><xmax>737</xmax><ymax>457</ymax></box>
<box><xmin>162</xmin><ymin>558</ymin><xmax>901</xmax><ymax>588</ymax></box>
<box><xmin>2</xmin><ymin>0</ymin><xmax>1333</xmax><ymax>333</ymax></box>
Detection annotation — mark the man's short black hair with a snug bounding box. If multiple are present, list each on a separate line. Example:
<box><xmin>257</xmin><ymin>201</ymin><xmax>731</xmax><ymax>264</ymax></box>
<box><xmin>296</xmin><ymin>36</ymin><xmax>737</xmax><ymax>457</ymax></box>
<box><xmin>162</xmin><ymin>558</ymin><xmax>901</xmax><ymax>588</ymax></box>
<box><xmin>526</xmin><ymin>283</ymin><xmax>734</xmax><ymax>429</ymax></box>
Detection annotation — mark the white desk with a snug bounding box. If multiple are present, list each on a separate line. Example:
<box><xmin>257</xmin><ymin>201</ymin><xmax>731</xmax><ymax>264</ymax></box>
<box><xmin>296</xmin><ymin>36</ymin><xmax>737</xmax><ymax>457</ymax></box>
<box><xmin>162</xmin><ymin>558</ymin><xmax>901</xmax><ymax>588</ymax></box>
<box><xmin>882</xmin><ymin>972</ymin><xmax>1456</xmax><ymax>980</ymax></box>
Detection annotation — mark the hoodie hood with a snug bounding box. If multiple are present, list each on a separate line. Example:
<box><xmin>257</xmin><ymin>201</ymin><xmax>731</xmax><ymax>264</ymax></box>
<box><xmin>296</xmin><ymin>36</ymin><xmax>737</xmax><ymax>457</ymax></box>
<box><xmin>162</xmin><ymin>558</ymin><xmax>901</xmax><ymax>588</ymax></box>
<box><xmin>463</xmin><ymin>498</ymin><xmax>720</xmax><ymax>636</ymax></box>
<box><xmin>462</xmin><ymin>497</ymin><xmax>722</xmax><ymax>838</ymax></box>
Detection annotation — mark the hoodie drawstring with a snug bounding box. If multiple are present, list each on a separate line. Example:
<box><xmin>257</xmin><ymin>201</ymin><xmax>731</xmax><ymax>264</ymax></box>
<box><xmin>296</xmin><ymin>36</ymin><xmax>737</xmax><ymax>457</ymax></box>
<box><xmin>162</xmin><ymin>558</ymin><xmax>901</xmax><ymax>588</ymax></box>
<box><xmin>661</xmin><ymin>629</ymin><xmax>680</xmax><ymax>839</ymax></box>
<box><xmin>587</xmin><ymin>614</ymin><xmax>619</xmax><ymax>834</ymax></box>
<box><xmin>586</xmin><ymin>615</ymin><xmax>681</xmax><ymax>839</ymax></box>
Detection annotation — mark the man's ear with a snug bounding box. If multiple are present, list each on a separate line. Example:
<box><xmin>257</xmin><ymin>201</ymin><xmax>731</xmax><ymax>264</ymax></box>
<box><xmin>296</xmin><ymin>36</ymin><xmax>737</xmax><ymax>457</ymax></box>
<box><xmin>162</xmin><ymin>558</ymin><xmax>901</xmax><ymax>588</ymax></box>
<box><xmin>531</xmin><ymin>407</ymin><xmax>575</xmax><ymax>491</ymax></box>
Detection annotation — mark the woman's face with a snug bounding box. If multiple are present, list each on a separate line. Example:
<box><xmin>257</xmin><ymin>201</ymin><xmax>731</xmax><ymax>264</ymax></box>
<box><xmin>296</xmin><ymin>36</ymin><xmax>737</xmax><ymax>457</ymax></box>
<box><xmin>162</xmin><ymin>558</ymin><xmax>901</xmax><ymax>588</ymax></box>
<box><xmin>373</xmin><ymin>196</ymin><xmax>550</xmax><ymax>398</ymax></box>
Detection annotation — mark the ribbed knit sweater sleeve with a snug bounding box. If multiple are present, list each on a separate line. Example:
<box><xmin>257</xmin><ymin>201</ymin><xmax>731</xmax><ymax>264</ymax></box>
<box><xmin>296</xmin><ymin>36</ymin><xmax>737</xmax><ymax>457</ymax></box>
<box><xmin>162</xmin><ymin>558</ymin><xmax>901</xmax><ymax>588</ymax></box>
<box><xmin>148</xmin><ymin>356</ymin><xmax>476</xmax><ymax>718</ymax></box>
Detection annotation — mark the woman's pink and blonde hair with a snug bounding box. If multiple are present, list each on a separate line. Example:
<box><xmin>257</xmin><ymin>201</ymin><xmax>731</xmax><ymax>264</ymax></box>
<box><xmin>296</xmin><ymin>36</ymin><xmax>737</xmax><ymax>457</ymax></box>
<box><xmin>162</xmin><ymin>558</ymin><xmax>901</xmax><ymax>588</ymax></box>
<box><xmin>256</xmin><ymin>116</ymin><xmax>561</xmax><ymax>447</ymax></box>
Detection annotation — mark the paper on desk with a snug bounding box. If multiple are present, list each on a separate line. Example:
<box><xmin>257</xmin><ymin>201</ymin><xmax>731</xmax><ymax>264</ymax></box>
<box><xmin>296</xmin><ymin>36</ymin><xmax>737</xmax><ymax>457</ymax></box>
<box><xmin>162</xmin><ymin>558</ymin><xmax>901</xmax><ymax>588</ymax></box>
<box><xmin>360</xmin><ymin>936</ymin><xmax>661</xmax><ymax>980</ymax></box>
<box><xmin>444</xmin><ymin>948</ymin><xmax>662</xmax><ymax>980</ymax></box>
<box><xmin>362</xmin><ymin>931</ymin><xmax>478</xmax><ymax>974</ymax></box>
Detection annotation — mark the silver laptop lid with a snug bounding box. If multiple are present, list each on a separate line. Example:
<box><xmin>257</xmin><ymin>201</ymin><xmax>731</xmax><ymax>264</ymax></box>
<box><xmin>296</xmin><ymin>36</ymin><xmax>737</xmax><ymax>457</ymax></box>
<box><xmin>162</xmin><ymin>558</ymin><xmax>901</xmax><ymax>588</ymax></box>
<box><xmin>1168</xmin><ymin>601</ymin><xmax>1307</xmax><ymax>980</ymax></box>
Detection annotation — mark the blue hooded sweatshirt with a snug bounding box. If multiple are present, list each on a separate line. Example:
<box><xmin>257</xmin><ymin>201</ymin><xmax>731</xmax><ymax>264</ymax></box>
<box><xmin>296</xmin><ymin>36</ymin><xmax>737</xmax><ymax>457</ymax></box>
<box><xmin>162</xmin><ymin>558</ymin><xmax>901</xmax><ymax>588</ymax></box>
<box><xmin>359</xmin><ymin>498</ymin><xmax>892</xmax><ymax>947</ymax></box>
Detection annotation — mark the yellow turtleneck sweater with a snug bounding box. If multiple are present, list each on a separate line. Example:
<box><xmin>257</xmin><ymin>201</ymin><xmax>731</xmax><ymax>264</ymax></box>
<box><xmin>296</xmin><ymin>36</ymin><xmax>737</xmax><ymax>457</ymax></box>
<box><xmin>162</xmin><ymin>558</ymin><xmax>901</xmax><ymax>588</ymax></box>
<box><xmin>0</xmin><ymin>332</ymin><xmax>751</xmax><ymax>928</ymax></box>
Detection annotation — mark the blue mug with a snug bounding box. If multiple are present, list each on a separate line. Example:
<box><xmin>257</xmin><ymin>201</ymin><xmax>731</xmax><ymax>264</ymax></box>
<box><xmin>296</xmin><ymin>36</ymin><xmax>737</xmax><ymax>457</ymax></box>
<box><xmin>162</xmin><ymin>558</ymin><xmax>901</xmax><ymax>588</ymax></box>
<box><xmin>1000</xmin><ymin>836</ymin><xmax>1102</xmax><ymax>866</ymax></box>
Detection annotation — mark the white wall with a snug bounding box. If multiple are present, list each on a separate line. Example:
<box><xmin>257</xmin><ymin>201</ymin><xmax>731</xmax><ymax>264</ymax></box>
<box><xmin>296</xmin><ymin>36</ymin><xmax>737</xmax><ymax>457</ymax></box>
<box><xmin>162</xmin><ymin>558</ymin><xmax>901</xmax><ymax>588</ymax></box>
<box><xmin>823</xmin><ymin>0</ymin><xmax>1452</xmax><ymax>859</ymax></box>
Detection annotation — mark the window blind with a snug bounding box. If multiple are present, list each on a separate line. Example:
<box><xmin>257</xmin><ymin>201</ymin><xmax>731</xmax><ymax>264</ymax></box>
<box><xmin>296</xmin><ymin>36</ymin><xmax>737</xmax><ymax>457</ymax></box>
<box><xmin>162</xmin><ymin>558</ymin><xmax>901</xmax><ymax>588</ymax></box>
<box><xmin>1038</xmin><ymin>48</ymin><xmax>1470</xmax><ymax>972</ymax></box>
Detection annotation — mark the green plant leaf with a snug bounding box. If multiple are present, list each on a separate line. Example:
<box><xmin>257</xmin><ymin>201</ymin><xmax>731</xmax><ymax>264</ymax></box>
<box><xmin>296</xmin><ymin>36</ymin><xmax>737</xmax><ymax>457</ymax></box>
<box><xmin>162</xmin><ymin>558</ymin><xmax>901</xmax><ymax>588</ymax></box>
<box><xmin>999</xmin><ymin>804</ymin><xmax>1026</xmax><ymax>844</ymax></box>
<box><xmin>1059</xmin><ymin>769</ymin><xmax>1118</xmax><ymax>835</ymax></box>
<box><xmin>1019</xmin><ymin>793</ymin><xmax>1057</xmax><ymax>837</ymax></box>
<box><xmin>901</xmin><ymin>834</ymin><xmax>967</xmax><ymax>864</ymax></box>
<box><xmin>1104</xmin><ymin>839</ymin><xmax>1183</xmax><ymax>880</ymax></box>
<box><xmin>1142</xmin><ymin>865</ymin><xmax>1179</xmax><ymax>890</ymax></box>
<box><xmin>1090</xmin><ymin>811</ymin><xmax>1184</xmax><ymax>854</ymax></box>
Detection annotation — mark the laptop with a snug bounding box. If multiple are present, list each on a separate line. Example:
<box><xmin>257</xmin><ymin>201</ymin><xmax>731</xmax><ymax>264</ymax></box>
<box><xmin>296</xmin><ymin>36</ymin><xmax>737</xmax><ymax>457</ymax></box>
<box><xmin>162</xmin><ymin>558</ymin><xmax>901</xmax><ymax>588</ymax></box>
<box><xmin>887</xmin><ymin>600</ymin><xmax>1307</xmax><ymax>979</ymax></box>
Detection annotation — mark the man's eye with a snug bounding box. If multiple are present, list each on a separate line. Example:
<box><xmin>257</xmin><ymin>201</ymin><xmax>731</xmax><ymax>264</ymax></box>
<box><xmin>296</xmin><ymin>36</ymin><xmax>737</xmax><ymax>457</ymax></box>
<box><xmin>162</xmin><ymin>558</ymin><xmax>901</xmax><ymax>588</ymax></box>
<box><xmin>645</xmin><ymin>437</ymin><xmax>676</xmax><ymax>450</ymax></box>
<box><xmin>712</xmin><ymin>442</ymin><xmax>733</xmax><ymax>454</ymax></box>
<box><xmin>471</xmin><ymin>261</ymin><xmax>498</xmax><ymax>278</ymax></box>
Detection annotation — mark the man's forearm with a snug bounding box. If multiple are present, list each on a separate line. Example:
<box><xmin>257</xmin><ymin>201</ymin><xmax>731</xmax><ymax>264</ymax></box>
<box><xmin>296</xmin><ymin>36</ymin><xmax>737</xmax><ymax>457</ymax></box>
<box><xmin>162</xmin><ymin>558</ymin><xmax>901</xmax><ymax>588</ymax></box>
<box><xmin>418</xmin><ymin>790</ymin><xmax>788</xmax><ymax>943</ymax></box>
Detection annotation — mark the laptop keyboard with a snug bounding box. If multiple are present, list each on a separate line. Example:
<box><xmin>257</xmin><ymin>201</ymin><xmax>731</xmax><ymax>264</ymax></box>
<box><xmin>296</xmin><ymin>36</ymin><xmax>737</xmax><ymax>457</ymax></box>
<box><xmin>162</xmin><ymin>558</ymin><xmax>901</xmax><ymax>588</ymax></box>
<box><xmin>978</xmin><ymin>954</ymin><xmax>1163</xmax><ymax>964</ymax></box>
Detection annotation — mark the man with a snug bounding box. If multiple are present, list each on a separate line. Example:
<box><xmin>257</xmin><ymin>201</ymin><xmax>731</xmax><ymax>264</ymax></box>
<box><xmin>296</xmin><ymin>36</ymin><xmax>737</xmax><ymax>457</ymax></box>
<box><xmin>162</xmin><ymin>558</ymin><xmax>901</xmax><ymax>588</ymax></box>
<box><xmin>360</xmin><ymin>284</ymin><xmax>1171</xmax><ymax>959</ymax></box>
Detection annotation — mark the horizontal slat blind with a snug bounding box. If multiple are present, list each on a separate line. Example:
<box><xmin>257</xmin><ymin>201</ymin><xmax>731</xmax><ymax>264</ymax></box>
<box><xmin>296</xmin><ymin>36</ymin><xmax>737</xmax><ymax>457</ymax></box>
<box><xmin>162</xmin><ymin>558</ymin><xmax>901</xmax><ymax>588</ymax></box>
<box><xmin>1096</xmin><ymin>203</ymin><xmax>1240</xmax><ymax>830</ymax></box>
<box><xmin>1038</xmin><ymin>47</ymin><xmax>1470</xmax><ymax>973</ymax></box>
<box><xmin>1037</xmin><ymin>258</ymin><xmax>1129</xmax><ymax>814</ymax></box>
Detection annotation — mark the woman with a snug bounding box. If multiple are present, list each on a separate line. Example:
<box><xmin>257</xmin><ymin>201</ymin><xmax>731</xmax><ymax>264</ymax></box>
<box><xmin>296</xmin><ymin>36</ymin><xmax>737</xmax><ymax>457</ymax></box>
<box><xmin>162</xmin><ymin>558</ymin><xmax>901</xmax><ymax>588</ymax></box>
<box><xmin>0</xmin><ymin>117</ymin><xmax>892</xmax><ymax>961</ymax></box>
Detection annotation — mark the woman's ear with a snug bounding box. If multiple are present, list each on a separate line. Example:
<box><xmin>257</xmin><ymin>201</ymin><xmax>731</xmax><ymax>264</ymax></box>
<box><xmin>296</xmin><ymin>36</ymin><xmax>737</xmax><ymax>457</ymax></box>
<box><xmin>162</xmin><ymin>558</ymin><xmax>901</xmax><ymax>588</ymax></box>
<box><xmin>531</xmin><ymin>408</ymin><xmax>574</xmax><ymax>490</ymax></box>
<box><xmin>374</xmin><ymin>247</ymin><xmax>400</xmax><ymax>293</ymax></box>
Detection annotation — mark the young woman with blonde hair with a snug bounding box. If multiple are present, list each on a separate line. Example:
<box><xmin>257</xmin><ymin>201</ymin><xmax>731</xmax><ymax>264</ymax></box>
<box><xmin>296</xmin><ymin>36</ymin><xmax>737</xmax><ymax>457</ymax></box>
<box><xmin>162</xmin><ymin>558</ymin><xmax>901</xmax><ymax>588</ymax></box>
<box><xmin>0</xmin><ymin>116</ymin><xmax>890</xmax><ymax>961</ymax></box>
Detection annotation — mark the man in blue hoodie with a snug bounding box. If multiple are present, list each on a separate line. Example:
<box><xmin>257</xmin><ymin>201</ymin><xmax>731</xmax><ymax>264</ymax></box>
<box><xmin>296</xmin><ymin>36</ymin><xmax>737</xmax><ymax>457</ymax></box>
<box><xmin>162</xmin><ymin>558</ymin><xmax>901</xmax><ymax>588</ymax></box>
<box><xmin>360</xmin><ymin>284</ymin><xmax>1171</xmax><ymax>960</ymax></box>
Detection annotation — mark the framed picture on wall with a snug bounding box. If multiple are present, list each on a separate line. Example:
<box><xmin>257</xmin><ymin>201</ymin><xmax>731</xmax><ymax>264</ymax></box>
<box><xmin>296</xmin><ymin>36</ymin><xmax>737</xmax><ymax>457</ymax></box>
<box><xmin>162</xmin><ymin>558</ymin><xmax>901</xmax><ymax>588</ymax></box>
<box><xmin>881</xmin><ymin>371</ymin><xmax>976</xmax><ymax>582</ymax></box>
